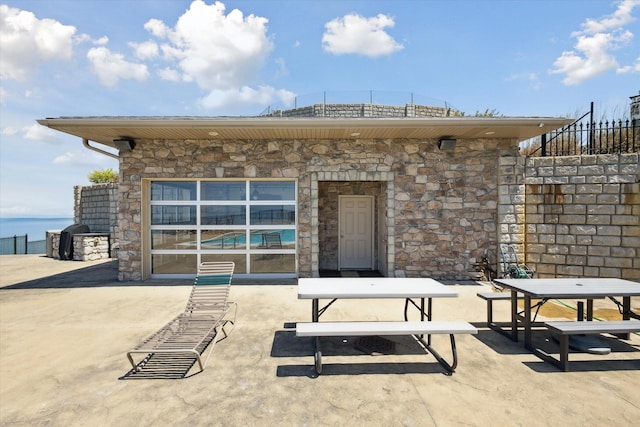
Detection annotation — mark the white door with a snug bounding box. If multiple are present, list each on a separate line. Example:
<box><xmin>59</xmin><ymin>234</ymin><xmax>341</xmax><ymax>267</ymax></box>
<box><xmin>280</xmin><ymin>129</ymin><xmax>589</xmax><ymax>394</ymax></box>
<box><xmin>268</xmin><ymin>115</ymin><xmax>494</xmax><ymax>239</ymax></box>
<box><xmin>339</xmin><ymin>196</ymin><xmax>374</xmax><ymax>269</ymax></box>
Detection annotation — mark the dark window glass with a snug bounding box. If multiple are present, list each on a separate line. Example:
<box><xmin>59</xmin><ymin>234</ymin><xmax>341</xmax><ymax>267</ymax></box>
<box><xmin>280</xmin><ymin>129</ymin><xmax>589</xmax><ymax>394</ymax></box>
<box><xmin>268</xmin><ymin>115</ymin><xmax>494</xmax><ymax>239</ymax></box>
<box><xmin>250</xmin><ymin>205</ymin><xmax>295</xmax><ymax>225</ymax></box>
<box><xmin>250</xmin><ymin>254</ymin><xmax>295</xmax><ymax>273</ymax></box>
<box><xmin>151</xmin><ymin>206</ymin><xmax>196</xmax><ymax>225</ymax></box>
<box><xmin>152</xmin><ymin>254</ymin><xmax>197</xmax><ymax>274</ymax></box>
<box><xmin>201</xmin><ymin>230</ymin><xmax>246</xmax><ymax>249</ymax></box>
<box><xmin>249</xmin><ymin>182</ymin><xmax>295</xmax><ymax>201</ymax></box>
<box><xmin>201</xmin><ymin>253</ymin><xmax>247</xmax><ymax>273</ymax></box>
<box><xmin>251</xmin><ymin>229</ymin><xmax>295</xmax><ymax>249</ymax></box>
<box><xmin>151</xmin><ymin>182</ymin><xmax>196</xmax><ymax>200</ymax></box>
<box><xmin>201</xmin><ymin>206</ymin><xmax>246</xmax><ymax>225</ymax></box>
<box><xmin>151</xmin><ymin>230</ymin><xmax>197</xmax><ymax>249</ymax></box>
<box><xmin>201</xmin><ymin>182</ymin><xmax>246</xmax><ymax>200</ymax></box>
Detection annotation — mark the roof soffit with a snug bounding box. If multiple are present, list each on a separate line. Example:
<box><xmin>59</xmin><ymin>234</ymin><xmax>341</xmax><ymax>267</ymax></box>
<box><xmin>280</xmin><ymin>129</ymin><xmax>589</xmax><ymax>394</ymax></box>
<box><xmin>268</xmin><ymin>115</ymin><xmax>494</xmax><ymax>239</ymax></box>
<box><xmin>36</xmin><ymin>116</ymin><xmax>575</xmax><ymax>148</ymax></box>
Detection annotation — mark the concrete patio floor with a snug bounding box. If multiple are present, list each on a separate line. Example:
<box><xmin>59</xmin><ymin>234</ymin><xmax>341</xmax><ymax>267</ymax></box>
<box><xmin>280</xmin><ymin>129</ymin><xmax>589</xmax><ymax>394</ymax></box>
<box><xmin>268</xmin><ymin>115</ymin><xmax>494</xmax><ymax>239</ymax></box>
<box><xmin>1</xmin><ymin>255</ymin><xmax>639</xmax><ymax>426</ymax></box>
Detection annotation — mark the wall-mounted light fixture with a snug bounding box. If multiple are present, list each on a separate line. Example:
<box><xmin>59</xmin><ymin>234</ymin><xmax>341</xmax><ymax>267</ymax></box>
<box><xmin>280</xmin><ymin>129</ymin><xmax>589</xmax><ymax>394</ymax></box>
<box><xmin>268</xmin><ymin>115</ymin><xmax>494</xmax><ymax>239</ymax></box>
<box><xmin>113</xmin><ymin>138</ymin><xmax>135</xmax><ymax>152</ymax></box>
<box><xmin>438</xmin><ymin>138</ymin><xmax>456</xmax><ymax>150</ymax></box>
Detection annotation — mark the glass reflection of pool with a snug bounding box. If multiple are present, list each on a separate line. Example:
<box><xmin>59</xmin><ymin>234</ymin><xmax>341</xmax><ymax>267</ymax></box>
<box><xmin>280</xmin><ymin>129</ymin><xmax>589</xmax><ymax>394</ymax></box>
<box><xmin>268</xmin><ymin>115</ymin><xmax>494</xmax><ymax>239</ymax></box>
<box><xmin>202</xmin><ymin>229</ymin><xmax>295</xmax><ymax>249</ymax></box>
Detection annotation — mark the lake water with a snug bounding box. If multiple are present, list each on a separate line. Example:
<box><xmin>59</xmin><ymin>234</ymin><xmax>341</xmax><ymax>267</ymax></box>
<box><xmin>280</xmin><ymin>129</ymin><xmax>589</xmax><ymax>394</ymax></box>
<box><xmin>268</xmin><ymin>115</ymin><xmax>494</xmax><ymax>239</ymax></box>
<box><xmin>0</xmin><ymin>218</ymin><xmax>74</xmax><ymax>241</ymax></box>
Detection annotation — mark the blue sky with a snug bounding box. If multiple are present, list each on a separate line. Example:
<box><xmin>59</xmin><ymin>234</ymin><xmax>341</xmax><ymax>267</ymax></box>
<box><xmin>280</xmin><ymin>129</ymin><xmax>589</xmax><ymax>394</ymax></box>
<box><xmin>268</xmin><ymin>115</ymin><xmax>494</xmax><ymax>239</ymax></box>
<box><xmin>1</xmin><ymin>0</ymin><xmax>638</xmax><ymax>218</ymax></box>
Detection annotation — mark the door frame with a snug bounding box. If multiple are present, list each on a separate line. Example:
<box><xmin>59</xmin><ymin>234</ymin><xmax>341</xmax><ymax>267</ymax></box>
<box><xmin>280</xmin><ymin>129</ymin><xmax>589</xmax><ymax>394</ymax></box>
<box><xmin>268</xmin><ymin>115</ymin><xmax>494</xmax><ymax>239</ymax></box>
<box><xmin>338</xmin><ymin>195</ymin><xmax>374</xmax><ymax>270</ymax></box>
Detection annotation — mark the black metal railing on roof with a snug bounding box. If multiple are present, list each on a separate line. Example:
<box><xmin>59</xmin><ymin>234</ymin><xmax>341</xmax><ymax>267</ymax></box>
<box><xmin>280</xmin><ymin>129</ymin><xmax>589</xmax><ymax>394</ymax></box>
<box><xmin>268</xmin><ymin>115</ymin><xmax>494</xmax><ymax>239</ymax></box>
<box><xmin>529</xmin><ymin>102</ymin><xmax>639</xmax><ymax>157</ymax></box>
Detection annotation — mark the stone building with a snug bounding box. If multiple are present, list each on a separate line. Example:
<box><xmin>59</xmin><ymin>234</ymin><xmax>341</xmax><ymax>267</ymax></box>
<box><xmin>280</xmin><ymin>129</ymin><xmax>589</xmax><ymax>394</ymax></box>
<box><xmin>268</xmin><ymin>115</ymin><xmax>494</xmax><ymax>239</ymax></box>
<box><xmin>38</xmin><ymin>104</ymin><xmax>571</xmax><ymax>281</ymax></box>
<box><xmin>631</xmin><ymin>93</ymin><xmax>640</xmax><ymax>121</ymax></box>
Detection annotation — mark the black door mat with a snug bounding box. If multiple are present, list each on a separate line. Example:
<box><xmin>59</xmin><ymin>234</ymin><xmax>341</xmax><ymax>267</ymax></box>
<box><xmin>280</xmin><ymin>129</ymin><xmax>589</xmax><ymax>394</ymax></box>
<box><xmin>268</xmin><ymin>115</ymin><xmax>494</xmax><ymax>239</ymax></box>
<box><xmin>319</xmin><ymin>270</ymin><xmax>383</xmax><ymax>278</ymax></box>
<box><xmin>354</xmin><ymin>336</ymin><xmax>396</xmax><ymax>355</ymax></box>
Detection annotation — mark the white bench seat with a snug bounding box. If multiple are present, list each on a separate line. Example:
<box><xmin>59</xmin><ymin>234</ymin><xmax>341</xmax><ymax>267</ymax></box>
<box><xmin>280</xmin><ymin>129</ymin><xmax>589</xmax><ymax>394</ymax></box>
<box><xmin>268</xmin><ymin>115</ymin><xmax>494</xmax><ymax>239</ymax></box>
<box><xmin>296</xmin><ymin>321</ymin><xmax>477</xmax><ymax>337</ymax></box>
<box><xmin>296</xmin><ymin>320</ymin><xmax>477</xmax><ymax>375</ymax></box>
<box><xmin>545</xmin><ymin>320</ymin><xmax>640</xmax><ymax>335</ymax></box>
<box><xmin>540</xmin><ymin>320</ymin><xmax>640</xmax><ymax>371</ymax></box>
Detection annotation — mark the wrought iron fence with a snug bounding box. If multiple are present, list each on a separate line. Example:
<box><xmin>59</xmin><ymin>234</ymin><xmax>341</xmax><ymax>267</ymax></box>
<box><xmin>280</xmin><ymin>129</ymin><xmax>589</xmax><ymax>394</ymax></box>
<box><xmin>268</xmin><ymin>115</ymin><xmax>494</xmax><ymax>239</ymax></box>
<box><xmin>0</xmin><ymin>235</ymin><xmax>46</xmax><ymax>255</ymax></box>
<box><xmin>531</xmin><ymin>102</ymin><xmax>639</xmax><ymax>157</ymax></box>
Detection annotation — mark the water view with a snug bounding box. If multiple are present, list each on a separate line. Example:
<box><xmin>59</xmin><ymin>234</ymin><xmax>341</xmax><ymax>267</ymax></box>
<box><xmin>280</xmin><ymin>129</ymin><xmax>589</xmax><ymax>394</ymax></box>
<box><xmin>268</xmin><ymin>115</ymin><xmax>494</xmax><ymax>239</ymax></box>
<box><xmin>0</xmin><ymin>217</ymin><xmax>74</xmax><ymax>241</ymax></box>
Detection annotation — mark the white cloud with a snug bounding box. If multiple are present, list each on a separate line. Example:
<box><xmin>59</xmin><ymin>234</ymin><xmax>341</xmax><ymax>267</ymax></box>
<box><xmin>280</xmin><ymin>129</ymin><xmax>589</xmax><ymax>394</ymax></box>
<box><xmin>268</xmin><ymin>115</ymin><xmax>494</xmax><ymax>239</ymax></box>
<box><xmin>0</xmin><ymin>87</ymin><xmax>7</xmax><ymax>103</ymax></box>
<box><xmin>274</xmin><ymin>57</ymin><xmax>288</xmax><ymax>78</ymax></box>
<box><xmin>0</xmin><ymin>5</ymin><xmax>76</xmax><ymax>81</ymax></box>
<box><xmin>158</xmin><ymin>67</ymin><xmax>181</xmax><ymax>82</ymax></box>
<box><xmin>130</xmin><ymin>40</ymin><xmax>159</xmax><ymax>60</ymax></box>
<box><xmin>93</xmin><ymin>36</ymin><xmax>109</xmax><ymax>46</ymax></box>
<box><xmin>551</xmin><ymin>0</ymin><xmax>639</xmax><ymax>85</ymax></box>
<box><xmin>617</xmin><ymin>55</ymin><xmax>640</xmax><ymax>73</ymax></box>
<box><xmin>1</xmin><ymin>125</ymin><xmax>19</xmax><ymax>135</ymax></box>
<box><xmin>52</xmin><ymin>150</ymin><xmax>107</xmax><ymax>166</ymax></box>
<box><xmin>199</xmin><ymin>86</ymin><xmax>295</xmax><ymax>111</ymax></box>
<box><xmin>23</xmin><ymin>124</ymin><xmax>59</xmax><ymax>142</ymax></box>
<box><xmin>144</xmin><ymin>18</ymin><xmax>169</xmax><ymax>38</ymax></box>
<box><xmin>87</xmin><ymin>46</ymin><xmax>149</xmax><ymax>87</ymax></box>
<box><xmin>146</xmin><ymin>0</ymin><xmax>273</xmax><ymax>91</ymax></box>
<box><xmin>322</xmin><ymin>13</ymin><xmax>403</xmax><ymax>57</ymax></box>
<box><xmin>505</xmin><ymin>72</ymin><xmax>541</xmax><ymax>90</ymax></box>
<box><xmin>579</xmin><ymin>0</ymin><xmax>638</xmax><ymax>34</ymax></box>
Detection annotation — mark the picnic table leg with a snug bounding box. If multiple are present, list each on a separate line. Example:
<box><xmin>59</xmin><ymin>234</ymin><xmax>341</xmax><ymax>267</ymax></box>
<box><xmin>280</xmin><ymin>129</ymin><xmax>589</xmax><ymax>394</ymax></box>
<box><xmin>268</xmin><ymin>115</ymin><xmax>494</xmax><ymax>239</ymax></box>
<box><xmin>523</xmin><ymin>295</ymin><xmax>533</xmax><ymax>350</ymax></box>
<box><xmin>314</xmin><ymin>336</ymin><xmax>322</xmax><ymax>375</ymax></box>
<box><xmin>510</xmin><ymin>289</ymin><xmax>519</xmax><ymax>342</ymax></box>
<box><xmin>619</xmin><ymin>296</ymin><xmax>632</xmax><ymax>339</ymax></box>
<box><xmin>418</xmin><ymin>334</ymin><xmax>458</xmax><ymax>374</ymax></box>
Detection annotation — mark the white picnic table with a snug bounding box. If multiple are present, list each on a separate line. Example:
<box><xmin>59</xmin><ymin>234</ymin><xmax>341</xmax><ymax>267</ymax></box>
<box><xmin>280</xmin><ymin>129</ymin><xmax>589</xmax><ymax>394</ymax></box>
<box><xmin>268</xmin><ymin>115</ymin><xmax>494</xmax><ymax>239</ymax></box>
<box><xmin>296</xmin><ymin>277</ymin><xmax>476</xmax><ymax>374</ymax></box>
<box><xmin>493</xmin><ymin>278</ymin><xmax>640</xmax><ymax>350</ymax></box>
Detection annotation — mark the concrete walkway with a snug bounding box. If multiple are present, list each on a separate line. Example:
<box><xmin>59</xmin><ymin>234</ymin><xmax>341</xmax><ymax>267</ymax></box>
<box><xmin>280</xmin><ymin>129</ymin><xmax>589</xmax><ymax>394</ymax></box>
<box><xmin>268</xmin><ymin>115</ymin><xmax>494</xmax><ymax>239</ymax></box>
<box><xmin>1</xmin><ymin>255</ymin><xmax>639</xmax><ymax>426</ymax></box>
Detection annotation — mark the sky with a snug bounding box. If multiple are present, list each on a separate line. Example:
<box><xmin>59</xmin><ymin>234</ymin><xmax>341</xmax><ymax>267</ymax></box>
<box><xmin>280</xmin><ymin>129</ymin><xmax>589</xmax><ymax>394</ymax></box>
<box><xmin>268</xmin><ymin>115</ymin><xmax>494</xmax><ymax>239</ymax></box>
<box><xmin>1</xmin><ymin>0</ymin><xmax>639</xmax><ymax>218</ymax></box>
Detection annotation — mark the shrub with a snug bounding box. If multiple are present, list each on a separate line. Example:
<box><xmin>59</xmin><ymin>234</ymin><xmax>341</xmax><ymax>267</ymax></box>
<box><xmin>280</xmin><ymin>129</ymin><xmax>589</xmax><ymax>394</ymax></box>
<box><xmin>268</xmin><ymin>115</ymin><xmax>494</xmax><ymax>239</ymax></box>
<box><xmin>88</xmin><ymin>168</ymin><xmax>119</xmax><ymax>183</ymax></box>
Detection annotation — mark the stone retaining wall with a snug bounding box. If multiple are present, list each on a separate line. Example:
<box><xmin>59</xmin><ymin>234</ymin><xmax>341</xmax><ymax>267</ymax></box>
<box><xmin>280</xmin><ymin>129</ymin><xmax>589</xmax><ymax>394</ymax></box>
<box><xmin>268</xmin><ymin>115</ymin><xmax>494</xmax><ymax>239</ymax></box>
<box><xmin>74</xmin><ymin>182</ymin><xmax>118</xmax><ymax>257</ymax></box>
<box><xmin>264</xmin><ymin>103</ymin><xmax>452</xmax><ymax>118</ymax></box>
<box><xmin>524</xmin><ymin>154</ymin><xmax>639</xmax><ymax>280</ymax></box>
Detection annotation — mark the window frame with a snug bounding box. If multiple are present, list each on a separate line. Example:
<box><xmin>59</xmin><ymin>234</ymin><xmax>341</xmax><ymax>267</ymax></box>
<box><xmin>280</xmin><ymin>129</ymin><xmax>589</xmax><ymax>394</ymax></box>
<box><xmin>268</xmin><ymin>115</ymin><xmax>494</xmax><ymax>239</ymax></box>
<box><xmin>148</xmin><ymin>179</ymin><xmax>297</xmax><ymax>279</ymax></box>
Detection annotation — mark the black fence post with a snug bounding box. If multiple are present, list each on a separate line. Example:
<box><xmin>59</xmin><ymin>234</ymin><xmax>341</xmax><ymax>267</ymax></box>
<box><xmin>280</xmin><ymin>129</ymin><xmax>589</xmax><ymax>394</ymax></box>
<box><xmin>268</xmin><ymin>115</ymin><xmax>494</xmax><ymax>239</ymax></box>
<box><xmin>24</xmin><ymin>234</ymin><xmax>28</xmax><ymax>254</ymax></box>
<box><xmin>589</xmin><ymin>101</ymin><xmax>595</xmax><ymax>154</ymax></box>
<box><xmin>541</xmin><ymin>133</ymin><xmax>547</xmax><ymax>157</ymax></box>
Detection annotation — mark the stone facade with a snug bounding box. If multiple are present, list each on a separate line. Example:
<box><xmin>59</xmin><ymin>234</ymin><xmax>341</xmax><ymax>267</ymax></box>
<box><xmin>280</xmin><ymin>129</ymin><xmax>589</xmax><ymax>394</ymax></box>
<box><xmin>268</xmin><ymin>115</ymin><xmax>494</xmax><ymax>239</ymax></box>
<box><xmin>50</xmin><ymin>232</ymin><xmax>110</xmax><ymax>261</ymax></box>
<box><xmin>74</xmin><ymin>182</ymin><xmax>118</xmax><ymax>257</ymax></box>
<box><xmin>499</xmin><ymin>153</ymin><xmax>639</xmax><ymax>280</ymax></box>
<box><xmin>117</xmin><ymin>137</ymin><xmax>515</xmax><ymax>281</ymax></box>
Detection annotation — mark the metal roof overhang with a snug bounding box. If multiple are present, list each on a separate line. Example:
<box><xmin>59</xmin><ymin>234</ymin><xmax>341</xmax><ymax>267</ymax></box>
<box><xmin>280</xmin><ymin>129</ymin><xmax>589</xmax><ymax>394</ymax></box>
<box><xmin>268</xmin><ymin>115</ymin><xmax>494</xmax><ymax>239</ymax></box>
<box><xmin>37</xmin><ymin>116</ymin><xmax>574</xmax><ymax>149</ymax></box>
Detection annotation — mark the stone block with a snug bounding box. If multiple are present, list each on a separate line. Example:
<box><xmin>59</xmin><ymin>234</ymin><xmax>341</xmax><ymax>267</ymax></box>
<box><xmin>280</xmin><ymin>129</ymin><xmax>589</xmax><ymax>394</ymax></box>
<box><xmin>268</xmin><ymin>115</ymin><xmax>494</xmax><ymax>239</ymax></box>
<box><xmin>593</xmin><ymin>235</ymin><xmax>621</xmax><ymax>246</ymax></box>
<box><xmin>596</xmin><ymin>225</ymin><xmax>621</xmax><ymax>236</ymax></box>
<box><xmin>557</xmin><ymin>265</ymin><xmax>584</xmax><ymax>276</ymax></box>
<box><xmin>586</xmin><ymin>215</ymin><xmax>611</xmax><ymax>225</ymax></box>
<box><xmin>622</xmin><ymin>225</ymin><xmax>640</xmax><ymax>237</ymax></box>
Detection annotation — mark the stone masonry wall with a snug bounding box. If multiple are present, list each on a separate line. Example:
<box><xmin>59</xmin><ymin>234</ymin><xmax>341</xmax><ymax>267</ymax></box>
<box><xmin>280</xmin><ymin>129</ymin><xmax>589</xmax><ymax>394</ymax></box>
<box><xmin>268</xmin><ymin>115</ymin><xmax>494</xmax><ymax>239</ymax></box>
<box><xmin>117</xmin><ymin>138</ymin><xmax>511</xmax><ymax>280</ymax></box>
<box><xmin>265</xmin><ymin>103</ymin><xmax>452</xmax><ymax>118</ymax></box>
<box><xmin>524</xmin><ymin>154</ymin><xmax>639</xmax><ymax>280</ymax></box>
<box><xmin>74</xmin><ymin>182</ymin><xmax>118</xmax><ymax>257</ymax></box>
<box><xmin>497</xmin><ymin>156</ymin><xmax>527</xmax><ymax>275</ymax></box>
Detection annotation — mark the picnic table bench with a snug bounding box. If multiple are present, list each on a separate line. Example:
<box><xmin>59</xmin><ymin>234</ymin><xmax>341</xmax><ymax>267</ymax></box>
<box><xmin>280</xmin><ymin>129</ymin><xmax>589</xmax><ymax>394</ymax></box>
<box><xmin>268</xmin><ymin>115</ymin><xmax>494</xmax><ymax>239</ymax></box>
<box><xmin>540</xmin><ymin>320</ymin><xmax>640</xmax><ymax>371</ymax></box>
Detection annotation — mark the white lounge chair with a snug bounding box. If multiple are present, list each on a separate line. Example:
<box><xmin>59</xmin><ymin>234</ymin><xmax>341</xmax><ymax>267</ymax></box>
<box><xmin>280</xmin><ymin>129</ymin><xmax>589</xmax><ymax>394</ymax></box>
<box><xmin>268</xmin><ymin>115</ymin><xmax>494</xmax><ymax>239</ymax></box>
<box><xmin>126</xmin><ymin>262</ymin><xmax>236</xmax><ymax>374</ymax></box>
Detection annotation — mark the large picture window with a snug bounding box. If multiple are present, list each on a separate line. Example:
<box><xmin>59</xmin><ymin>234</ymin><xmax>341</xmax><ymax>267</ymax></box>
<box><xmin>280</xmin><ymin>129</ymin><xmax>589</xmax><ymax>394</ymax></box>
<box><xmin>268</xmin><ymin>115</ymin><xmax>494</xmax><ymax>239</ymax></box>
<box><xmin>149</xmin><ymin>180</ymin><xmax>296</xmax><ymax>277</ymax></box>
